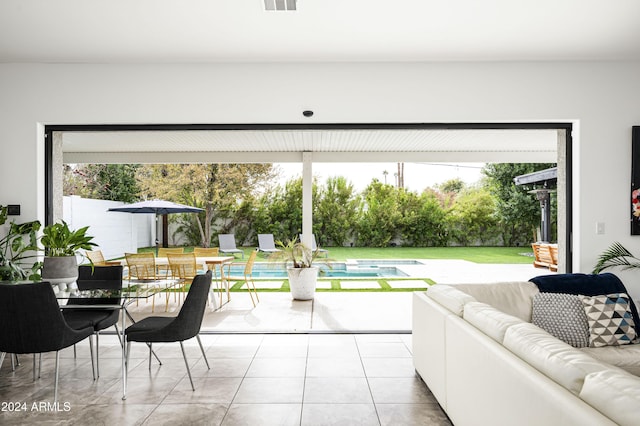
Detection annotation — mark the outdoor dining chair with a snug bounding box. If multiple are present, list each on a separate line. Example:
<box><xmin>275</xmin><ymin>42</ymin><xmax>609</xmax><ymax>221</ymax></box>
<box><xmin>193</xmin><ymin>247</ymin><xmax>219</xmax><ymax>256</ymax></box>
<box><xmin>125</xmin><ymin>252</ymin><xmax>163</xmax><ymax>312</ymax></box>
<box><xmin>0</xmin><ymin>282</ymin><xmax>95</xmax><ymax>403</ymax></box>
<box><xmin>224</xmin><ymin>250</ymin><xmax>259</xmax><ymax>307</ymax></box>
<box><xmin>62</xmin><ymin>265</ymin><xmax>123</xmax><ymax>379</ymax></box>
<box><xmin>218</xmin><ymin>234</ymin><xmax>244</xmax><ymax>258</ymax></box>
<box><xmin>125</xmin><ymin>271</ymin><xmax>212</xmax><ymax>391</ymax></box>
<box><xmin>157</xmin><ymin>247</ymin><xmax>185</xmax><ymax>277</ymax></box>
<box><xmin>85</xmin><ymin>249</ymin><xmax>122</xmax><ymax>266</ymax></box>
<box><xmin>167</xmin><ymin>253</ymin><xmax>198</xmax><ymax>310</ymax></box>
<box><xmin>257</xmin><ymin>234</ymin><xmax>282</xmax><ymax>255</ymax></box>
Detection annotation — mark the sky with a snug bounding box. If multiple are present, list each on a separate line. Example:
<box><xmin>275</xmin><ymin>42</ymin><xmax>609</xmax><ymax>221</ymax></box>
<box><xmin>274</xmin><ymin>162</ymin><xmax>485</xmax><ymax>192</ymax></box>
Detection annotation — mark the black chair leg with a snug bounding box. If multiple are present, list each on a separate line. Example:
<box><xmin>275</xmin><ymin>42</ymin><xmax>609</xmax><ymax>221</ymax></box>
<box><xmin>179</xmin><ymin>341</ymin><xmax>195</xmax><ymax>391</ymax></box>
<box><xmin>196</xmin><ymin>335</ymin><xmax>210</xmax><ymax>370</ymax></box>
<box><xmin>86</xmin><ymin>335</ymin><xmax>95</xmax><ymax>381</ymax></box>
<box><xmin>95</xmin><ymin>332</ymin><xmax>100</xmax><ymax>378</ymax></box>
<box><xmin>113</xmin><ymin>324</ymin><xmax>123</xmax><ymax>348</ymax></box>
<box><xmin>148</xmin><ymin>343</ymin><xmax>152</xmax><ymax>370</ymax></box>
<box><xmin>54</xmin><ymin>351</ymin><xmax>60</xmax><ymax>403</ymax></box>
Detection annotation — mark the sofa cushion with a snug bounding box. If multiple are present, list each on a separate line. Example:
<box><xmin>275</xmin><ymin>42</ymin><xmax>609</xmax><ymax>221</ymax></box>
<box><xmin>463</xmin><ymin>301</ymin><xmax>524</xmax><ymax>343</ymax></box>
<box><xmin>426</xmin><ymin>284</ymin><xmax>476</xmax><ymax>316</ymax></box>
<box><xmin>529</xmin><ymin>272</ymin><xmax>640</xmax><ymax>327</ymax></box>
<box><xmin>579</xmin><ymin>369</ymin><xmax>640</xmax><ymax>426</ymax></box>
<box><xmin>532</xmin><ymin>292</ymin><xmax>590</xmax><ymax>348</ymax></box>
<box><xmin>580</xmin><ymin>343</ymin><xmax>640</xmax><ymax>376</ymax></box>
<box><xmin>503</xmin><ymin>323</ymin><xmax>615</xmax><ymax>395</ymax></box>
<box><xmin>452</xmin><ymin>281</ymin><xmax>539</xmax><ymax>322</ymax></box>
<box><xmin>579</xmin><ymin>293</ymin><xmax>637</xmax><ymax>347</ymax></box>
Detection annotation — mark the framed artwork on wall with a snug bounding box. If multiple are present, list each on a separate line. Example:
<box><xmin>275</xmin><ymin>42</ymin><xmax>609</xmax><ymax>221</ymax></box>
<box><xmin>632</xmin><ymin>126</ymin><xmax>640</xmax><ymax>235</ymax></box>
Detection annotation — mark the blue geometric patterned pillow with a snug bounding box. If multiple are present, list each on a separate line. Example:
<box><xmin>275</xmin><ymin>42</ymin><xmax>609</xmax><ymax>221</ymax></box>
<box><xmin>578</xmin><ymin>293</ymin><xmax>637</xmax><ymax>348</ymax></box>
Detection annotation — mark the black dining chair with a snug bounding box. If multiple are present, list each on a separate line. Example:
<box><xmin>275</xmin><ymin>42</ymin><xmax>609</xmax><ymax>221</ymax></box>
<box><xmin>125</xmin><ymin>271</ymin><xmax>212</xmax><ymax>391</ymax></box>
<box><xmin>0</xmin><ymin>281</ymin><xmax>95</xmax><ymax>402</ymax></box>
<box><xmin>62</xmin><ymin>265</ymin><xmax>124</xmax><ymax>379</ymax></box>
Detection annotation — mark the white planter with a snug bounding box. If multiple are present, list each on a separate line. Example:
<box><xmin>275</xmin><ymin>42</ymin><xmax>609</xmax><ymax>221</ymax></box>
<box><xmin>287</xmin><ymin>266</ymin><xmax>318</xmax><ymax>300</ymax></box>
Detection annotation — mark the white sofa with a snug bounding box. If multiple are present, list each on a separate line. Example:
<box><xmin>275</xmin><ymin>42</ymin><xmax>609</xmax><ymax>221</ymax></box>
<box><xmin>413</xmin><ymin>282</ymin><xmax>640</xmax><ymax>426</ymax></box>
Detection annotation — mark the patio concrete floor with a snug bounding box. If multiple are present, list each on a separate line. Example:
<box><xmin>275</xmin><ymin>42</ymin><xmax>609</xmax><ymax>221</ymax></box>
<box><xmin>126</xmin><ymin>261</ymin><xmax>553</xmax><ymax>333</ymax></box>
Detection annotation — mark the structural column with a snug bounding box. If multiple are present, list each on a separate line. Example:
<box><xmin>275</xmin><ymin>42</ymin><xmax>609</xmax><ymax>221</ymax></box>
<box><xmin>301</xmin><ymin>152</ymin><xmax>313</xmax><ymax>248</ymax></box>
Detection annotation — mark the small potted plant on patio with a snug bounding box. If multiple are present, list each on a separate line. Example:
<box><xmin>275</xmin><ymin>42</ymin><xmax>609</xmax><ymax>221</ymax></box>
<box><xmin>0</xmin><ymin>205</ymin><xmax>42</xmax><ymax>282</ymax></box>
<box><xmin>271</xmin><ymin>237</ymin><xmax>327</xmax><ymax>300</ymax></box>
<box><xmin>40</xmin><ymin>220</ymin><xmax>96</xmax><ymax>289</ymax></box>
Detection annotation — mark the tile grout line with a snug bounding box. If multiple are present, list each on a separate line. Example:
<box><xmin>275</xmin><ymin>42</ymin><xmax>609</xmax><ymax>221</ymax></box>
<box><xmin>299</xmin><ymin>339</ymin><xmax>311</xmax><ymax>426</ymax></box>
<box><xmin>218</xmin><ymin>334</ymin><xmax>263</xmax><ymax>426</ymax></box>
<box><xmin>355</xmin><ymin>336</ymin><xmax>383</xmax><ymax>426</ymax></box>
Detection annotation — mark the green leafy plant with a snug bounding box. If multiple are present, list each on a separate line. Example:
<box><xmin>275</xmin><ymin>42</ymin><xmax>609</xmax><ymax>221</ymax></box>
<box><xmin>271</xmin><ymin>237</ymin><xmax>325</xmax><ymax>268</ymax></box>
<box><xmin>0</xmin><ymin>205</ymin><xmax>42</xmax><ymax>281</ymax></box>
<box><xmin>592</xmin><ymin>242</ymin><xmax>640</xmax><ymax>274</ymax></box>
<box><xmin>41</xmin><ymin>221</ymin><xmax>96</xmax><ymax>257</ymax></box>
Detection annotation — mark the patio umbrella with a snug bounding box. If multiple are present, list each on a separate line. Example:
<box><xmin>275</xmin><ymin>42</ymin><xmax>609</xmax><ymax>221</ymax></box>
<box><xmin>108</xmin><ymin>200</ymin><xmax>204</xmax><ymax>251</ymax></box>
<box><xmin>108</xmin><ymin>199</ymin><xmax>204</xmax><ymax>215</ymax></box>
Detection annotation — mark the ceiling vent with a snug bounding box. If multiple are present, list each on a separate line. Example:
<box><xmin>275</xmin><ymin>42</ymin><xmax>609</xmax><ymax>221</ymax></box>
<box><xmin>264</xmin><ymin>0</ymin><xmax>297</xmax><ymax>11</ymax></box>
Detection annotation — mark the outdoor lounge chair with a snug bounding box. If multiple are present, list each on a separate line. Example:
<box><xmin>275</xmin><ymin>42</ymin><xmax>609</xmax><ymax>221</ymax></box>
<box><xmin>300</xmin><ymin>234</ymin><xmax>328</xmax><ymax>257</ymax></box>
<box><xmin>218</xmin><ymin>234</ymin><xmax>244</xmax><ymax>259</ymax></box>
<box><xmin>257</xmin><ymin>234</ymin><xmax>282</xmax><ymax>254</ymax></box>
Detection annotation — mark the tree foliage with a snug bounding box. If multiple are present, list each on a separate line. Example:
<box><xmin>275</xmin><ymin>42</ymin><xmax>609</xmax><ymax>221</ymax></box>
<box><xmin>314</xmin><ymin>176</ymin><xmax>360</xmax><ymax>246</ymax></box>
<box><xmin>136</xmin><ymin>164</ymin><xmax>276</xmax><ymax>247</ymax></box>
<box><xmin>447</xmin><ymin>187</ymin><xmax>499</xmax><ymax>245</ymax></box>
<box><xmin>398</xmin><ymin>190</ymin><xmax>449</xmax><ymax>246</ymax></box>
<box><xmin>64</xmin><ymin>164</ymin><xmax>140</xmax><ymax>202</ymax></box>
<box><xmin>482</xmin><ymin>163</ymin><xmax>556</xmax><ymax>246</ymax></box>
<box><xmin>356</xmin><ymin>180</ymin><xmax>402</xmax><ymax>247</ymax></box>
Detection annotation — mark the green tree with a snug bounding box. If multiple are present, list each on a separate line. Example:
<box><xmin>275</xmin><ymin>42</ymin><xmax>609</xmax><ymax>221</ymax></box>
<box><xmin>254</xmin><ymin>177</ymin><xmax>317</xmax><ymax>242</ymax></box>
<box><xmin>64</xmin><ymin>164</ymin><xmax>140</xmax><ymax>202</ymax></box>
<box><xmin>482</xmin><ymin>163</ymin><xmax>556</xmax><ymax>246</ymax></box>
<box><xmin>438</xmin><ymin>178</ymin><xmax>465</xmax><ymax>195</ymax></box>
<box><xmin>356</xmin><ymin>180</ymin><xmax>402</xmax><ymax>247</ymax></box>
<box><xmin>398</xmin><ymin>190</ymin><xmax>449</xmax><ymax>246</ymax></box>
<box><xmin>447</xmin><ymin>187</ymin><xmax>499</xmax><ymax>246</ymax></box>
<box><xmin>137</xmin><ymin>163</ymin><xmax>276</xmax><ymax>247</ymax></box>
<box><xmin>315</xmin><ymin>176</ymin><xmax>360</xmax><ymax>247</ymax></box>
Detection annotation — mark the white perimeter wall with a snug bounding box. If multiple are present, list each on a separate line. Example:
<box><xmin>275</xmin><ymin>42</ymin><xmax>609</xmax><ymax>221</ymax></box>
<box><xmin>63</xmin><ymin>196</ymin><xmax>154</xmax><ymax>259</ymax></box>
<box><xmin>1</xmin><ymin>62</ymin><xmax>640</xmax><ymax>297</ymax></box>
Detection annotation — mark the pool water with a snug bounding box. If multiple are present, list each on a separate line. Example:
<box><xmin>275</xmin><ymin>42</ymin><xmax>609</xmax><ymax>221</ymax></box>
<box><xmin>225</xmin><ymin>260</ymin><xmax>414</xmax><ymax>279</ymax></box>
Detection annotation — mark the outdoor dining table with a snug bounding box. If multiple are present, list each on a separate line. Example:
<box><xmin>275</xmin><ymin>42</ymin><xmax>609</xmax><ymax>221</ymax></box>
<box><xmin>56</xmin><ymin>280</ymin><xmax>179</xmax><ymax>400</ymax></box>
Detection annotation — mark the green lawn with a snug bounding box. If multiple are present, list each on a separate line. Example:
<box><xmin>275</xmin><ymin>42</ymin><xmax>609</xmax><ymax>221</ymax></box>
<box><xmin>140</xmin><ymin>245</ymin><xmax>533</xmax><ymax>264</ymax></box>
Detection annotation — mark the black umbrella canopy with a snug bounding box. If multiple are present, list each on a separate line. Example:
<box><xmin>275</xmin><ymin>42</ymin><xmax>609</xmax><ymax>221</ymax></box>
<box><xmin>108</xmin><ymin>200</ymin><xmax>204</xmax><ymax>215</ymax></box>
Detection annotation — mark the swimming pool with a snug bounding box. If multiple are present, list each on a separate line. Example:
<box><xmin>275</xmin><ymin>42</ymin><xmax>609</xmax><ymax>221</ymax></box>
<box><xmin>225</xmin><ymin>260</ymin><xmax>415</xmax><ymax>279</ymax></box>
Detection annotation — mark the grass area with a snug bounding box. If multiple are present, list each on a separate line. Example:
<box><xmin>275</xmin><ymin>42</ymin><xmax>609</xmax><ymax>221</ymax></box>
<box><xmin>140</xmin><ymin>245</ymin><xmax>533</xmax><ymax>264</ymax></box>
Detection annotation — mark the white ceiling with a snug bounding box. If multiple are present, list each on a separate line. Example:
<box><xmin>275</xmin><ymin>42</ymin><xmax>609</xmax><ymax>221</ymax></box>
<box><xmin>61</xmin><ymin>128</ymin><xmax>560</xmax><ymax>164</ymax></box>
<box><xmin>2</xmin><ymin>0</ymin><xmax>640</xmax><ymax>63</ymax></box>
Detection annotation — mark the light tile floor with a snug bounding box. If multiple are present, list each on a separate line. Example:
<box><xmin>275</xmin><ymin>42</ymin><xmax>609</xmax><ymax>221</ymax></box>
<box><xmin>0</xmin><ymin>334</ymin><xmax>451</xmax><ymax>426</ymax></box>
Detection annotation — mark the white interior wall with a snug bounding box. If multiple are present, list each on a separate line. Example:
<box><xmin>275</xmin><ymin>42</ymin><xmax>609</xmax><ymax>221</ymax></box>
<box><xmin>1</xmin><ymin>61</ymin><xmax>640</xmax><ymax>295</ymax></box>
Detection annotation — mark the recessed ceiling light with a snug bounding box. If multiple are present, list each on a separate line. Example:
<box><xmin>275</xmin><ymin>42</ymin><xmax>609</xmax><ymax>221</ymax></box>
<box><xmin>264</xmin><ymin>0</ymin><xmax>296</xmax><ymax>11</ymax></box>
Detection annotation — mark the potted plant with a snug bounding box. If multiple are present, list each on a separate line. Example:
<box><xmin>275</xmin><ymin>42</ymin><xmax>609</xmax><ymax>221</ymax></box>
<box><xmin>0</xmin><ymin>205</ymin><xmax>42</xmax><ymax>281</ymax></box>
<box><xmin>271</xmin><ymin>237</ymin><xmax>327</xmax><ymax>300</ymax></box>
<box><xmin>40</xmin><ymin>221</ymin><xmax>96</xmax><ymax>289</ymax></box>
